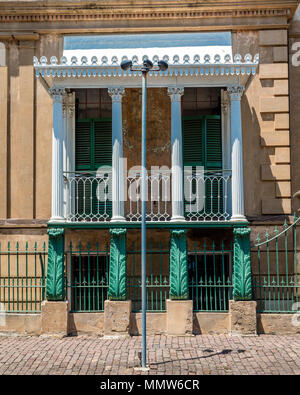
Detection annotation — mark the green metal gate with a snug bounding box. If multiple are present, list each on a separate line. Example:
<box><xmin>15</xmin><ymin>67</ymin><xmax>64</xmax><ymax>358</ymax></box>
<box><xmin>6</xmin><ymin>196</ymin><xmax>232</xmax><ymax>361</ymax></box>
<box><xmin>127</xmin><ymin>241</ymin><xmax>169</xmax><ymax>312</ymax></box>
<box><xmin>252</xmin><ymin>215</ymin><xmax>300</xmax><ymax>313</ymax></box>
<box><xmin>188</xmin><ymin>240</ymin><xmax>233</xmax><ymax>312</ymax></box>
<box><xmin>0</xmin><ymin>242</ymin><xmax>47</xmax><ymax>313</ymax></box>
<box><xmin>66</xmin><ymin>242</ymin><xmax>109</xmax><ymax>312</ymax></box>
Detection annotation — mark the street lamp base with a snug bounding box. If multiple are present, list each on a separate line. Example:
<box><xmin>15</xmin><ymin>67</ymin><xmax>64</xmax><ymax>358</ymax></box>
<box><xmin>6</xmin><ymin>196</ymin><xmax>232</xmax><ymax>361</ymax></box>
<box><xmin>134</xmin><ymin>366</ymin><xmax>150</xmax><ymax>371</ymax></box>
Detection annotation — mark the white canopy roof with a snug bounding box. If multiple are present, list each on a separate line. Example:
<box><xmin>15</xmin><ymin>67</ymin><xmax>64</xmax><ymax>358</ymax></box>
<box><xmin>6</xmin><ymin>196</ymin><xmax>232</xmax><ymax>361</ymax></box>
<box><xmin>33</xmin><ymin>32</ymin><xmax>259</xmax><ymax>87</ymax></box>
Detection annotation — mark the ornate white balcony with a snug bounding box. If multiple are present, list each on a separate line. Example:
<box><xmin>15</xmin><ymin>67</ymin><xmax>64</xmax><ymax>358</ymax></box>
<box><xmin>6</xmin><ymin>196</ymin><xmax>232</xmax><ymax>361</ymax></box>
<box><xmin>63</xmin><ymin>170</ymin><xmax>231</xmax><ymax>223</ymax></box>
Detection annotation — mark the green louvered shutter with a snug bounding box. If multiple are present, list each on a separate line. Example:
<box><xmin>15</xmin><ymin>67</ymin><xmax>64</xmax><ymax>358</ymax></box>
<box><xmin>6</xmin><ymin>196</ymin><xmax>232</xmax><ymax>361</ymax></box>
<box><xmin>94</xmin><ymin>120</ymin><xmax>112</xmax><ymax>167</ymax></box>
<box><xmin>182</xmin><ymin>116</ymin><xmax>203</xmax><ymax>215</ymax></box>
<box><xmin>75</xmin><ymin>120</ymin><xmax>92</xmax><ymax>170</ymax></box>
<box><xmin>75</xmin><ymin>118</ymin><xmax>112</xmax><ymax>218</ymax></box>
<box><xmin>183</xmin><ymin>117</ymin><xmax>203</xmax><ymax>167</ymax></box>
<box><xmin>205</xmin><ymin>116</ymin><xmax>222</xmax><ymax>169</ymax></box>
<box><xmin>204</xmin><ymin>115</ymin><xmax>223</xmax><ymax>215</ymax></box>
<box><xmin>182</xmin><ymin>115</ymin><xmax>223</xmax><ymax>216</ymax></box>
<box><xmin>94</xmin><ymin>120</ymin><xmax>112</xmax><ymax>217</ymax></box>
<box><xmin>75</xmin><ymin>120</ymin><xmax>92</xmax><ymax>215</ymax></box>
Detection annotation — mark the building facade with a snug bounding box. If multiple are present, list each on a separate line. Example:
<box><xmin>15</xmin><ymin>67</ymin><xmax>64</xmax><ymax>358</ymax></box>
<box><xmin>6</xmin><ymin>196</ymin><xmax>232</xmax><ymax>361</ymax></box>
<box><xmin>0</xmin><ymin>0</ymin><xmax>299</xmax><ymax>336</ymax></box>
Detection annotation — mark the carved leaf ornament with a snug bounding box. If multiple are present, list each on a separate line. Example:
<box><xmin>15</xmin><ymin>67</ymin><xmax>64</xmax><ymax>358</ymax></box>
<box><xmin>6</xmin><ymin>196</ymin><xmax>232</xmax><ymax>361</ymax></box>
<box><xmin>170</xmin><ymin>230</ymin><xmax>188</xmax><ymax>300</ymax></box>
<box><xmin>233</xmin><ymin>227</ymin><xmax>252</xmax><ymax>301</ymax></box>
<box><xmin>108</xmin><ymin>228</ymin><xmax>127</xmax><ymax>300</ymax></box>
<box><xmin>46</xmin><ymin>227</ymin><xmax>65</xmax><ymax>301</ymax></box>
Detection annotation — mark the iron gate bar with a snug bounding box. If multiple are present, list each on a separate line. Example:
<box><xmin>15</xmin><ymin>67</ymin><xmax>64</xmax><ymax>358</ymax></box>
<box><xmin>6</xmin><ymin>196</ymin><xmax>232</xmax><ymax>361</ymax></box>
<box><xmin>252</xmin><ymin>215</ymin><xmax>300</xmax><ymax>313</ymax></box>
<box><xmin>188</xmin><ymin>240</ymin><xmax>233</xmax><ymax>312</ymax></box>
<box><xmin>0</xmin><ymin>242</ymin><xmax>47</xmax><ymax>313</ymax></box>
<box><xmin>127</xmin><ymin>241</ymin><xmax>170</xmax><ymax>312</ymax></box>
<box><xmin>66</xmin><ymin>241</ymin><xmax>109</xmax><ymax>312</ymax></box>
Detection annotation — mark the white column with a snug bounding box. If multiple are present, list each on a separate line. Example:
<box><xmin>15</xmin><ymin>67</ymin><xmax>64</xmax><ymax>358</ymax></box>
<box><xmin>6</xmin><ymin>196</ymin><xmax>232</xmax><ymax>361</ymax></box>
<box><xmin>108</xmin><ymin>87</ymin><xmax>125</xmax><ymax>222</ymax></box>
<box><xmin>63</xmin><ymin>92</ymin><xmax>75</xmax><ymax>220</ymax></box>
<box><xmin>168</xmin><ymin>87</ymin><xmax>185</xmax><ymax>222</ymax></box>
<box><xmin>228</xmin><ymin>85</ymin><xmax>246</xmax><ymax>221</ymax></box>
<box><xmin>49</xmin><ymin>87</ymin><xmax>66</xmax><ymax>222</ymax></box>
<box><xmin>221</xmin><ymin>89</ymin><xmax>232</xmax><ymax>216</ymax></box>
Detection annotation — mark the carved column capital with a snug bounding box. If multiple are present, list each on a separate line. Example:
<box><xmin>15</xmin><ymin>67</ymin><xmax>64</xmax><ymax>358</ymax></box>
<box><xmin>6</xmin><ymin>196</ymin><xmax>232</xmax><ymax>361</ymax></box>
<box><xmin>49</xmin><ymin>87</ymin><xmax>67</xmax><ymax>103</ymax></box>
<box><xmin>227</xmin><ymin>85</ymin><xmax>245</xmax><ymax>101</ymax></box>
<box><xmin>167</xmin><ymin>87</ymin><xmax>184</xmax><ymax>102</ymax></box>
<box><xmin>108</xmin><ymin>87</ymin><xmax>125</xmax><ymax>102</ymax></box>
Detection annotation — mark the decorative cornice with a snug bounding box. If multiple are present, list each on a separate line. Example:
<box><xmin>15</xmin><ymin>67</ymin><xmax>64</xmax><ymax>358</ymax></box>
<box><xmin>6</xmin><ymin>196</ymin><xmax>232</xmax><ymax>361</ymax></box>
<box><xmin>34</xmin><ymin>54</ymin><xmax>259</xmax><ymax>79</ymax></box>
<box><xmin>47</xmin><ymin>227</ymin><xmax>64</xmax><ymax>237</ymax></box>
<box><xmin>110</xmin><ymin>228</ymin><xmax>127</xmax><ymax>236</ymax></box>
<box><xmin>170</xmin><ymin>229</ymin><xmax>186</xmax><ymax>237</ymax></box>
<box><xmin>0</xmin><ymin>2</ymin><xmax>297</xmax><ymax>24</ymax></box>
<box><xmin>233</xmin><ymin>227</ymin><xmax>251</xmax><ymax>237</ymax></box>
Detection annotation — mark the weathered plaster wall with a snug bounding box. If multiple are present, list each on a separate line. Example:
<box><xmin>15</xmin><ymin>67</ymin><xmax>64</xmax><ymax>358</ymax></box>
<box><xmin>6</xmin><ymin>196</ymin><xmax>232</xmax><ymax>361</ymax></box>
<box><xmin>0</xmin><ymin>34</ymin><xmax>63</xmax><ymax>223</ymax></box>
<box><xmin>123</xmin><ymin>87</ymin><xmax>171</xmax><ymax>170</ymax></box>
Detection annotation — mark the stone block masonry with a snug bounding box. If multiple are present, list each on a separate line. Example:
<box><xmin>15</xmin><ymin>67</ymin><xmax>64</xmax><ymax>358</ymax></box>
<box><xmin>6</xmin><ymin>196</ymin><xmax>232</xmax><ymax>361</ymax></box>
<box><xmin>258</xmin><ymin>29</ymin><xmax>291</xmax><ymax>215</ymax></box>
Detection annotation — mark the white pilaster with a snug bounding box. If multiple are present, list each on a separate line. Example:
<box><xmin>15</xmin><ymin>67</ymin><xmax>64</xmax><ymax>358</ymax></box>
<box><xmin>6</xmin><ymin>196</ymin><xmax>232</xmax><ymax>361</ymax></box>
<box><xmin>168</xmin><ymin>87</ymin><xmax>185</xmax><ymax>222</ymax></box>
<box><xmin>49</xmin><ymin>87</ymin><xmax>66</xmax><ymax>222</ymax></box>
<box><xmin>227</xmin><ymin>85</ymin><xmax>246</xmax><ymax>222</ymax></box>
<box><xmin>108</xmin><ymin>87</ymin><xmax>126</xmax><ymax>222</ymax></box>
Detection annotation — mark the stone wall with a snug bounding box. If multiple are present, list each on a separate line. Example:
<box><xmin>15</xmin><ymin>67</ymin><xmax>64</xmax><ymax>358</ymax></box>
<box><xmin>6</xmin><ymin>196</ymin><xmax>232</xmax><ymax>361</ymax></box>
<box><xmin>232</xmin><ymin>30</ymin><xmax>292</xmax><ymax>217</ymax></box>
<box><xmin>1</xmin><ymin>312</ymin><xmax>299</xmax><ymax>336</ymax></box>
<box><xmin>289</xmin><ymin>8</ymin><xmax>300</xmax><ymax>213</ymax></box>
<box><xmin>0</xmin><ymin>34</ymin><xmax>63</xmax><ymax>223</ymax></box>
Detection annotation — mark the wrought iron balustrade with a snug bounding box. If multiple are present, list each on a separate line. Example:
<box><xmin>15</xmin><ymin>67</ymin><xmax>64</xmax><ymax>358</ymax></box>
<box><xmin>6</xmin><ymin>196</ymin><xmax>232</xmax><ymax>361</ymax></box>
<box><xmin>64</xmin><ymin>171</ymin><xmax>112</xmax><ymax>222</ymax></box>
<box><xmin>184</xmin><ymin>170</ymin><xmax>231</xmax><ymax>222</ymax></box>
<box><xmin>63</xmin><ymin>169</ymin><xmax>231</xmax><ymax>222</ymax></box>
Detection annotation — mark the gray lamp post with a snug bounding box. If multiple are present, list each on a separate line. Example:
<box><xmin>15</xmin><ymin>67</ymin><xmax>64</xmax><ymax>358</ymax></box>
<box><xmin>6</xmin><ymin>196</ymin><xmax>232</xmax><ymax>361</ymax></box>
<box><xmin>120</xmin><ymin>58</ymin><xmax>168</xmax><ymax>368</ymax></box>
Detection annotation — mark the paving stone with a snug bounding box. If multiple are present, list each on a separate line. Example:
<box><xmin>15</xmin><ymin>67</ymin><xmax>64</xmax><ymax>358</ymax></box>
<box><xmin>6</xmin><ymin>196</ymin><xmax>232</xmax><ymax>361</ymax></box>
<box><xmin>0</xmin><ymin>335</ymin><xmax>299</xmax><ymax>375</ymax></box>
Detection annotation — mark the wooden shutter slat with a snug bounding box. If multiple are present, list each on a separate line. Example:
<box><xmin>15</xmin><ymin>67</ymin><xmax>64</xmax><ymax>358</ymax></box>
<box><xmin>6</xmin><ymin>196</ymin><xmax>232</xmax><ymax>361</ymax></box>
<box><xmin>183</xmin><ymin>117</ymin><xmax>203</xmax><ymax>166</ymax></box>
<box><xmin>75</xmin><ymin>121</ymin><xmax>92</xmax><ymax>170</ymax></box>
<box><xmin>205</xmin><ymin>116</ymin><xmax>222</xmax><ymax>169</ymax></box>
<box><xmin>94</xmin><ymin>120</ymin><xmax>112</xmax><ymax>167</ymax></box>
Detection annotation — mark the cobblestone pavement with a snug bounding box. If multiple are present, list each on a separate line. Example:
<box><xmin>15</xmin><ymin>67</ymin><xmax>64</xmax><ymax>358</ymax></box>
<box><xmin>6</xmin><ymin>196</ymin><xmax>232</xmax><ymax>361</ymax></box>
<box><xmin>0</xmin><ymin>334</ymin><xmax>299</xmax><ymax>375</ymax></box>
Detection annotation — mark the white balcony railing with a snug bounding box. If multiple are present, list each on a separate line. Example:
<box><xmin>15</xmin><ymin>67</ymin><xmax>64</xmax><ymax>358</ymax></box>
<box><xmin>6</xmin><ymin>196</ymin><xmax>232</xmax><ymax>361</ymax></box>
<box><xmin>64</xmin><ymin>171</ymin><xmax>112</xmax><ymax>222</ymax></box>
<box><xmin>184</xmin><ymin>170</ymin><xmax>231</xmax><ymax>222</ymax></box>
<box><xmin>126</xmin><ymin>170</ymin><xmax>171</xmax><ymax>222</ymax></box>
<box><xmin>63</xmin><ymin>170</ymin><xmax>231</xmax><ymax>223</ymax></box>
